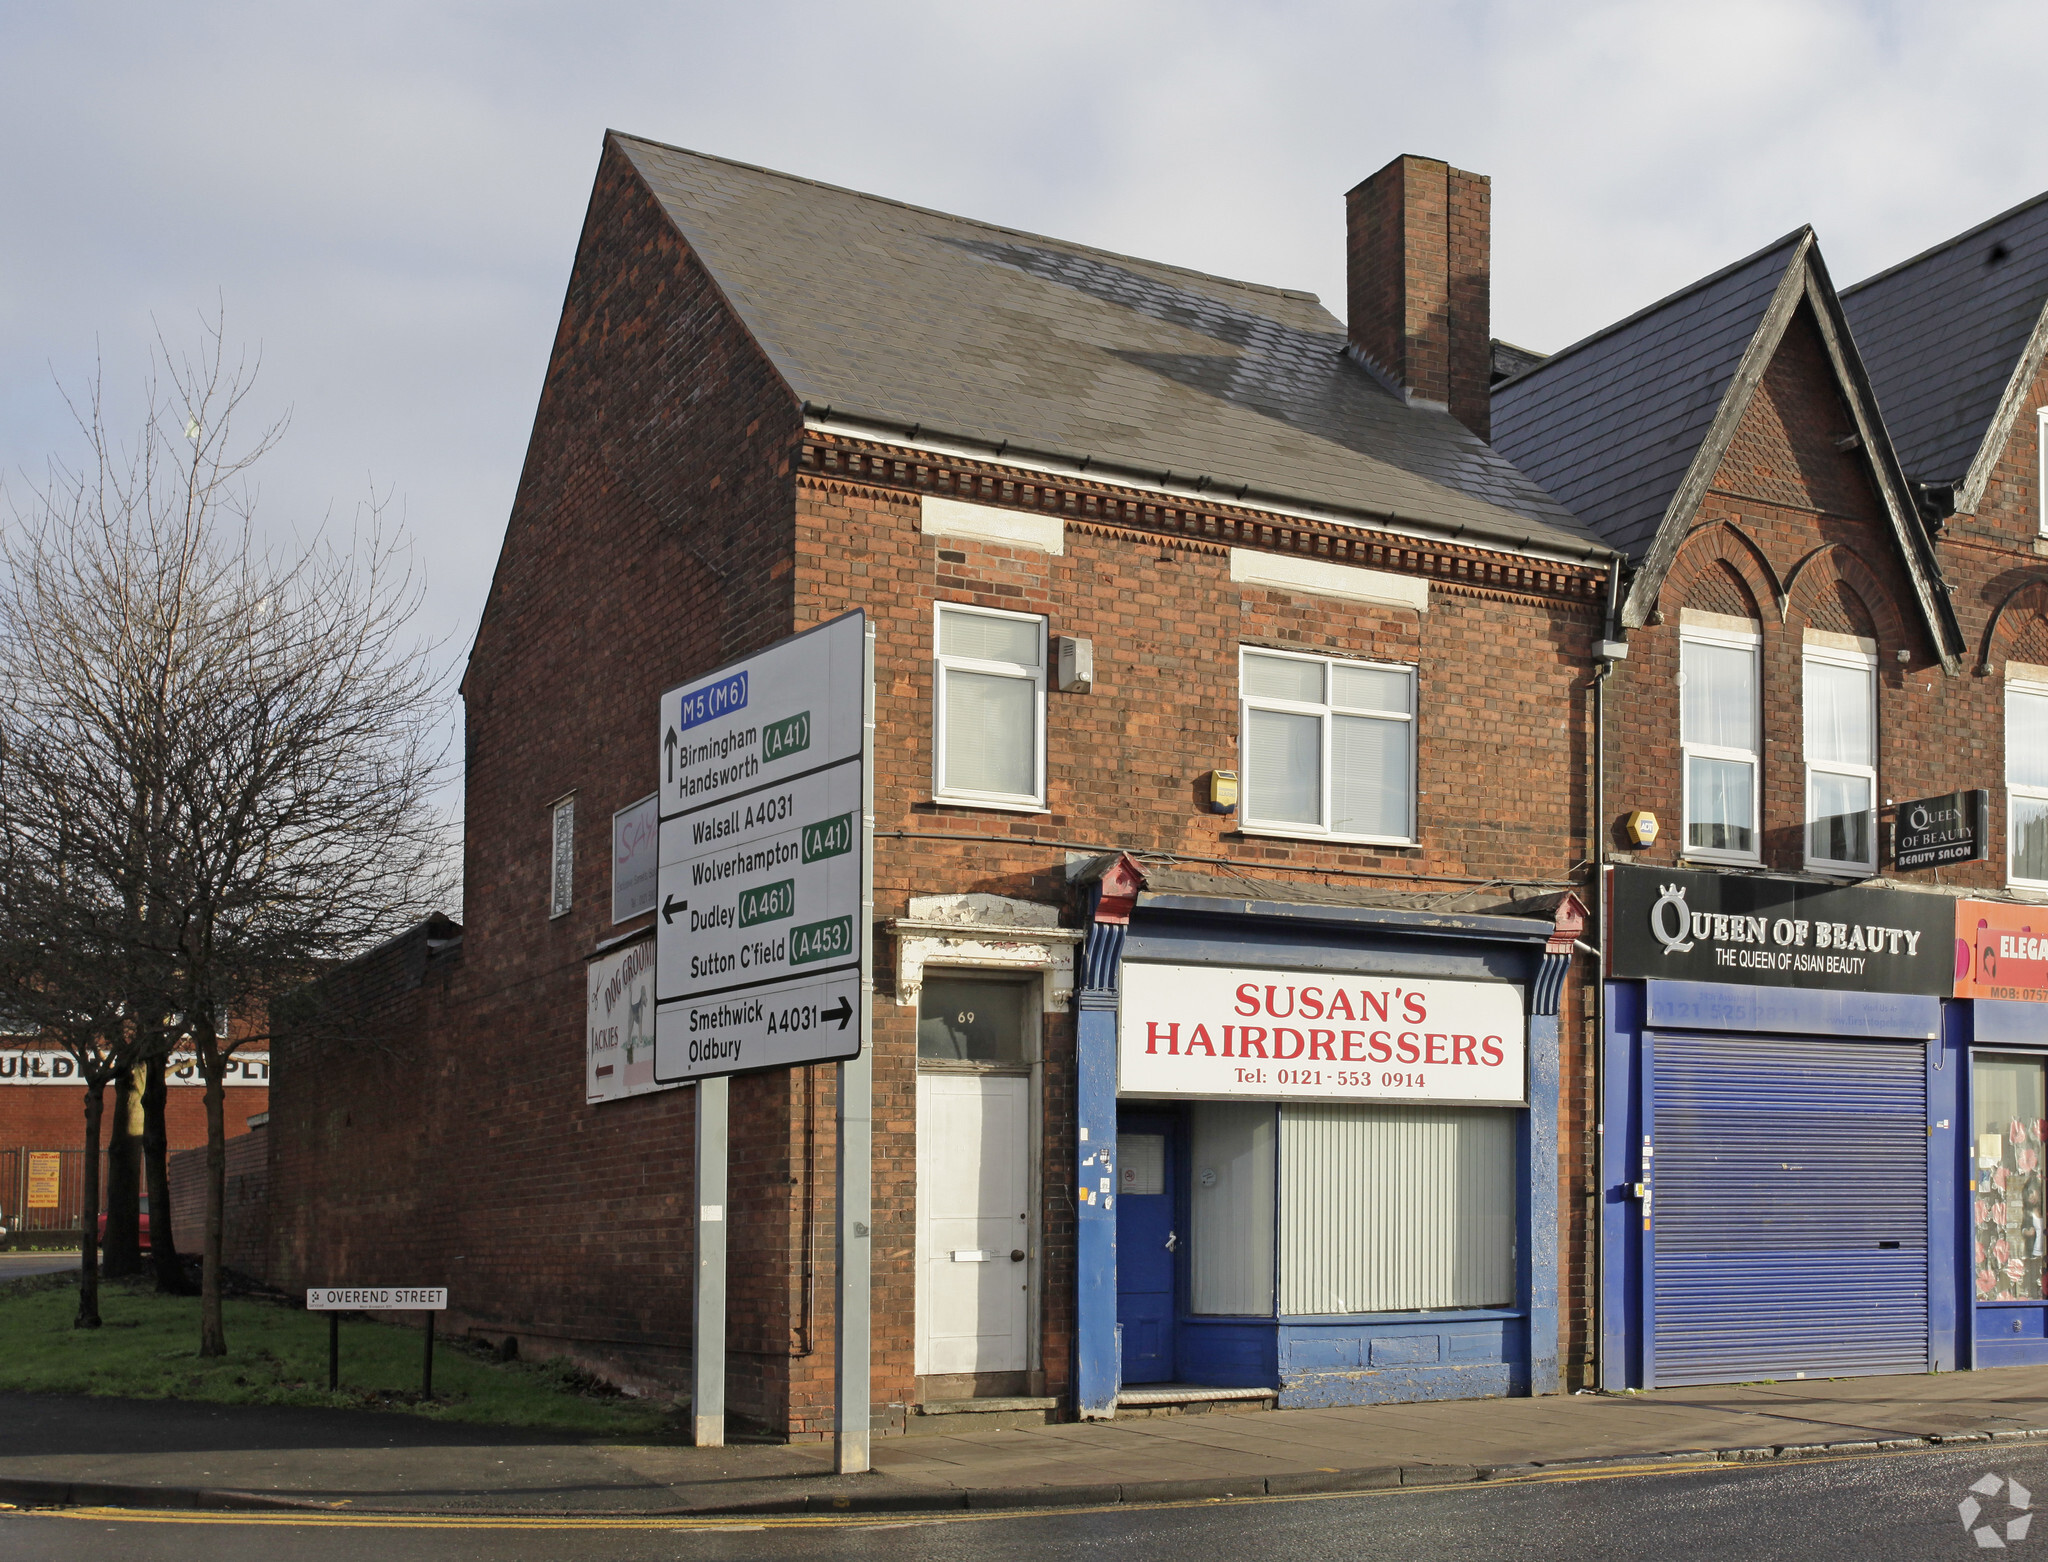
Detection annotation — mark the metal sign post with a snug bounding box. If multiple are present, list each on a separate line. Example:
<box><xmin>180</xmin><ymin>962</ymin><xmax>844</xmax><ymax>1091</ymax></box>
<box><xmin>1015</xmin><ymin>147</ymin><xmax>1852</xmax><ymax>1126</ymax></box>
<box><xmin>652</xmin><ymin>610</ymin><xmax>872</xmax><ymax>1468</ymax></box>
<box><xmin>693</xmin><ymin>1075</ymin><xmax>728</xmax><ymax>1447</ymax></box>
<box><xmin>306</xmin><ymin>1288</ymin><xmax>447</xmax><ymax>1397</ymax></box>
<box><xmin>834</xmin><ymin>621</ymin><xmax>876</xmax><ymax>1475</ymax></box>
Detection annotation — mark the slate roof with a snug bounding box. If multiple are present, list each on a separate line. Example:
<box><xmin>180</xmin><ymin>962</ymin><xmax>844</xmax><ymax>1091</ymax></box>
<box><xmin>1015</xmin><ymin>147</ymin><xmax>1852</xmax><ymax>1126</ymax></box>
<box><xmin>1488</xmin><ymin>232</ymin><xmax>1806</xmax><ymax>560</ymax></box>
<box><xmin>1841</xmin><ymin>189</ymin><xmax>2048</xmax><ymax>491</ymax></box>
<box><xmin>611</xmin><ymin>133</ymin><xmax>1604</xmax><ymax>558</ymax></box>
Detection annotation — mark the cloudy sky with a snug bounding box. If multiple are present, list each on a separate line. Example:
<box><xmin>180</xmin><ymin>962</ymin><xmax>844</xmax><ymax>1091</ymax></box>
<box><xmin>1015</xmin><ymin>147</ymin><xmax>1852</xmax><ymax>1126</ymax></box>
<box><xmin>5</xmin><ymin>0</ymin><xmax>2046</xmax><ymax>720</ymax></box>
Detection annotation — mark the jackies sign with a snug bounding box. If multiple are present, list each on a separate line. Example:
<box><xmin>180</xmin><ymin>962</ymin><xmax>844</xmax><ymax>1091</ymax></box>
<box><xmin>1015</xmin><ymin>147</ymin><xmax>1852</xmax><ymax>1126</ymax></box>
<box><xmin>1607</xmin><ymin>864</ymin><xmax>1953</xmax><ymax>996</ymax></box>
<box><xmin>1117</xmin><ymin>962</ymin><xmax>1527</xmax><ymax>1105</ymax></box>
<box><xmin>588</xmin><ymin>935</ymin><xmax>679</xmax><ymax>1104</ymax></box>
<box><xmin>0</xmin><ymin>1050</ymin><xmax>271</xmax><ymax>1086</ymax></box>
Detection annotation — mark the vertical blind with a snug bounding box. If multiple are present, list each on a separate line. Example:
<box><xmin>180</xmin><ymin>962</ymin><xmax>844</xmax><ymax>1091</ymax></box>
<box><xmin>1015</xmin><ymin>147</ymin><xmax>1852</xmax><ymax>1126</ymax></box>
<box><xmin>1241</xmin><ymin>651</ymin><xmax>1413</xmax><ymax>838</ymax></box>
<box><xmin>1189</xmin><ymin>1102</ymin><xmax>1275</xmax><ymax>1315</ymax></box>
<box><xmin>1278</xmin><ymin>1103</ymin><xmax>1514</xmax><ymax>1315</ymax></box>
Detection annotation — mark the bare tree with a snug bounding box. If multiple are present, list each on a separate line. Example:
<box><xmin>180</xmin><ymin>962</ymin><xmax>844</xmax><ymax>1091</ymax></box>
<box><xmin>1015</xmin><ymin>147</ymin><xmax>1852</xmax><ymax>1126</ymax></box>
<box><xmin>0</xmin><ymin>314</ymin><xmax>453</xmax><ymax>1355</ymax></box>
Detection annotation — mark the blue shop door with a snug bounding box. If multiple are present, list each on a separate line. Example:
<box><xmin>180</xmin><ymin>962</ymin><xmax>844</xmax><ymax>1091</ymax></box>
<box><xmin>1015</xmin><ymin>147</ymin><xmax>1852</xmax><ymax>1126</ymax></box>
<box><xmin>1117</xmin><ymin>1113</ymin><xmax>1177</xmax><ymax>1384</ymax></box>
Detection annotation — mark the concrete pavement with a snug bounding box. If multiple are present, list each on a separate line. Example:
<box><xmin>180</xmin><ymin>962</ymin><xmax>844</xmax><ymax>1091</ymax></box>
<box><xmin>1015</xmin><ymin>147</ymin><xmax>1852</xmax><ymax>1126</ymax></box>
<box><xmin>8</xmin><ymin>1368</ymin><xmax>2048</xmax><ymax>1513</ymax></box>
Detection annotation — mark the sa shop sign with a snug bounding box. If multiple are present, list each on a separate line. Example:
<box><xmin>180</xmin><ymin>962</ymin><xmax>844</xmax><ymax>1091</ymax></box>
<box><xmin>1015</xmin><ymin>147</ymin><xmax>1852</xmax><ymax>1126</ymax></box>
<box><xmin>1118</xmin><ymin>963</ymin><xmax>1526</xmax><ymax>1106</ymax></box>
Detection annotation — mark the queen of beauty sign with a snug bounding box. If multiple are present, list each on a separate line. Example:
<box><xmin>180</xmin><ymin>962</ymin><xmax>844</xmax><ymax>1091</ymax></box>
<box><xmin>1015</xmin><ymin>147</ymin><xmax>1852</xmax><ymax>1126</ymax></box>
<box><xmin>1116</xmin><ymin>964</ymin><xmax>1527</xmax><ymax>1105</ymax></box>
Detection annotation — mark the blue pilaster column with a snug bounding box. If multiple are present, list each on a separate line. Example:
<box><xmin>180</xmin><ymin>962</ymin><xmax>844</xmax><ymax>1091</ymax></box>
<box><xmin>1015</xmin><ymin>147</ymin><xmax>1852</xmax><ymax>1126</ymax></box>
<box><xmin>1074</xmin><ymin>859</ymin><xmax>1142</xmax><ymax>1420</ymax></box>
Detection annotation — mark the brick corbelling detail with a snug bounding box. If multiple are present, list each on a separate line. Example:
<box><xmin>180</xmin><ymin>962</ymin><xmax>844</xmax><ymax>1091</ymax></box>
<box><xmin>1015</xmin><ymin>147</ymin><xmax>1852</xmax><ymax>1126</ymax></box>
<box><xmin>798</xmin><ymin>442</ymin><xmax>1604</xmax><ymax>610</ymax></box>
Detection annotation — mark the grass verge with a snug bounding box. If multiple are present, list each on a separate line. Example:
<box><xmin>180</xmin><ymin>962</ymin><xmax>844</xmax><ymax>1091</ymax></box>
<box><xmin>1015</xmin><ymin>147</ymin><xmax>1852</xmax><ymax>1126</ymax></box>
<box><xmin>0</xmin><ymin>1272</ymin><xmax>678</xmax><ymax>1437</ymax></box>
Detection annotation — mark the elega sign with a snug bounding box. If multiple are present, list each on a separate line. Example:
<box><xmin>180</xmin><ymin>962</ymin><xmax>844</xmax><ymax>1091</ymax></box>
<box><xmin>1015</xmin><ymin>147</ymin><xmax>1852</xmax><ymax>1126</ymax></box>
<box><xmin>1118</xmin><ymin>963</ymin><xmax>1527</xmax><ymax>1105</ymax></box>
<box><xmin>587</xmin><ymin>935</ymin><xmax>672</xmax><ymax>1104</ymax></box>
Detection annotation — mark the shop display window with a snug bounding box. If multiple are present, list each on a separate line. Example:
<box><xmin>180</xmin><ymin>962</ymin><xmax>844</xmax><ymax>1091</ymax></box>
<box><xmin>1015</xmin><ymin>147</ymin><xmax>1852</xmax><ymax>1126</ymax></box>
<box><xmin>916</xmin><ymin>975</ymin><xmax>1032</xmax><ymax>1066</ymax></box>
<box><xmin>1189</xmin><ymin>1102</ymin><xmax>1275</xmax><ymax>1315</ymax></box>
<box><xmin>1974</xmin><ymin>1054</ymin><xmax>2048</xmax><ymax>1303</ymax></box>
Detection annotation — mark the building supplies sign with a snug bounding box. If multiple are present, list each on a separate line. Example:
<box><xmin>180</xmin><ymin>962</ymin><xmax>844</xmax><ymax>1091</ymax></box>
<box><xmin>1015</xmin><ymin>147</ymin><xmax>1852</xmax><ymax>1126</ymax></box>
<box><xmin>653</xmin><ymin>611</ymin><xmax>869</xmax><ymax>1082</ymax></box>
<box><xmin>588</xmin><ymin>936</ymin><xmax>671</xmax><ymax>1103</ymax></box>
<box><xmin>1607</xmin><ymin>863</ymin><xmax>1953</xmax><ymax>994</ymax></box>
<box><xmin>0</xmin><ymin>1050</ymin><xmax>271</xmax><ymax>1085</ymax></box>
<box><xmin>1118</xmin><ymin>963</ymin><xmax>1527</xmax><ymax>1105</ymax></box>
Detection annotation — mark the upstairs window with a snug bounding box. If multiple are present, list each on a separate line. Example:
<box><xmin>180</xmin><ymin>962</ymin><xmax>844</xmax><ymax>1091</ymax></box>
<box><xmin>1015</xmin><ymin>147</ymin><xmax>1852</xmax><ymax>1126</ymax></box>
<box><xmin>1680</xmin><ymin>625</ymin><xmax>1760</xmax><ymax>863</ymax></box>
<box><xmin>1803</xmin><ymin>643</ymin><xmax>1877</xmax><ymax>875</ymax></box>
<box><xmin>933</xmin><ymin>603</ymin><xmax>1045</xmax><ymax>809</ymax></box>
<box><xmin>2039</xmin><ymin>408</ymin><xmax>2047</xmax><ymax>537</ymax></box>
<box><xmin>2009</xmin><ymin>677</ymin><xmax>2048</xmax><ymax>889</ymax></box>
<box><xmin>1239</xmin><ymin>648</ymin><xmax>1416</xmax><ymax>843</ymax></box>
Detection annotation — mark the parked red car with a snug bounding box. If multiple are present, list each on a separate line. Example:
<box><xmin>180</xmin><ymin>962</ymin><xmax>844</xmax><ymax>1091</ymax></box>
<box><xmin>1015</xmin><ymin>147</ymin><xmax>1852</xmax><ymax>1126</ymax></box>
<box><xmin>96</xmin><ymin>1196</ymin><xmax>151</xmax><ymax>1252</ymax></box>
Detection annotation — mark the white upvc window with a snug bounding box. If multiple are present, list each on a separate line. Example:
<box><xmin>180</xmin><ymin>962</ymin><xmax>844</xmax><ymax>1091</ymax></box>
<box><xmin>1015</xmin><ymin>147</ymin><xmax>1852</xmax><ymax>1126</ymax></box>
<box><xmin>933</xmin><ymin>602</ymin><xmax>1046</xmax><ymax>810</ymax></box>
<box><xmin>1803</xmin><ymin>644</ymin><xmax>1877</xmax><ymax>875</ymax></box>
<box><xmin>2038</xmin><ymin>408</ymin><xmax>2047</xmax><ymax>537</ymax></box>
<box><xmin>1238</xmin><ymin>648</ymin><xmax>1416</xmax><ymax>844</ymax></box>
<box><xmin>2009</xmin><ymin>677</ymin><xmax>2048</xmax><ymax>889</ymax></box>
<box><xmin>1680</xmin><ymin>625</ymin><xmax>1761</xmax><ymax>864</ymax></box>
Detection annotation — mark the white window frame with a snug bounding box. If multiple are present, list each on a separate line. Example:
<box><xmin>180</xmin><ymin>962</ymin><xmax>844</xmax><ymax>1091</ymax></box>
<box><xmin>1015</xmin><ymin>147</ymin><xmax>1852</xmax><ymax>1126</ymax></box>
<box><xmin>2009</xmin><ymin>675</ymin><xmax>2048</xmax><ymax>892</ymax></box>
<box><xmin>2038</xmin><ymin>407</ymin><xmax>2047</xmax><ymax>538</ymax></box>
<box><xmin>1237</xmin><ymin>646</ymin><xmax>1418</xmax><ymax>846</ymax></box>
<box><xmin>1679</xmin><ymin>624</ymin><xmax>1762</xmax><ymax>866</ymax></box>
<box><xmin>1802</xmin><ymin>643</ymin><xmax>1878</xmax><ymax>877</ymax></box>
<box><xmin>932</xmin><ymin>601</ymin><xmax>1047</xmax><ymax>812</ymax></box>
<box><xmin>549</xmin><ymin>793</ymin><xmax>575</xmax><ymax>919</ymax></box>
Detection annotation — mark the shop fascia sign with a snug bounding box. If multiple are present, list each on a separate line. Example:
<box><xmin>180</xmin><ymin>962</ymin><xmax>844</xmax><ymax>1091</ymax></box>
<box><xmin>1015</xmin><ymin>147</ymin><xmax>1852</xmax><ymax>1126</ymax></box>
<box><xmin>0</xmin><ymin>1049</ymin><xmax>270</xmax><ymax>1085</ymax></box>
<box><xmin>1117</xmin><ymin>962</ymin><xmax>1527</xmax><ymax>1106</ymax></box>
<box><xmin>1956</xmin><ymin>900</ymin><xmax>2048</xmax><ymax>1003</ymax></box>
<box><xmin>1607</xmin><ymin>864</ymin><xmax>1953</xmax><ymax>995</ymax></box>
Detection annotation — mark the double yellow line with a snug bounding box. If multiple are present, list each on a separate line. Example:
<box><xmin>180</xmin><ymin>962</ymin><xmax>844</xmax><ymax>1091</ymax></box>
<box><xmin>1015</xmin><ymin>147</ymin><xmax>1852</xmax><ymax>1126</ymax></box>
<box><xmin>5</xmin><ymin>1454</ymin><xmax>1853</xmax><ymax>1532</ymax></box>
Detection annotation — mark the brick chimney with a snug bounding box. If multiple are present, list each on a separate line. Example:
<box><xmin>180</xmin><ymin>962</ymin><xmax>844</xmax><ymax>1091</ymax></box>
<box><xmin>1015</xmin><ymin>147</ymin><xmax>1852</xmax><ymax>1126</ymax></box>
<box><xmin>1346</xmin><ymin>155</ymin><xmax>1491</xmax><ymax>440</ymax></box>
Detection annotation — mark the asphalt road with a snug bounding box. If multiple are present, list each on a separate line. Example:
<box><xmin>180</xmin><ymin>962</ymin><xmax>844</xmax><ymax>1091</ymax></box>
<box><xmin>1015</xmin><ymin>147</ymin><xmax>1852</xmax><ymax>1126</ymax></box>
<box><xmin>4</xmin><ymin>1443</ymin><xmax>2040</xmax><ymax>1562</ymax></box>
<box><xmin>0</xmin><ymin>1252</ymin><xmax>80</xmax><ymax>1280</ymax></box>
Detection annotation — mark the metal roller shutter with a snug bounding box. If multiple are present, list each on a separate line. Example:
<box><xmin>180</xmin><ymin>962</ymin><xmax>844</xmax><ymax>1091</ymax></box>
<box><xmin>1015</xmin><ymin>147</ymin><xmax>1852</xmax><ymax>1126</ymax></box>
<box><xmin>1648</xmin><ymin>1030</ymin><xmax>1928</xmax><ymax>1387</ymax></box>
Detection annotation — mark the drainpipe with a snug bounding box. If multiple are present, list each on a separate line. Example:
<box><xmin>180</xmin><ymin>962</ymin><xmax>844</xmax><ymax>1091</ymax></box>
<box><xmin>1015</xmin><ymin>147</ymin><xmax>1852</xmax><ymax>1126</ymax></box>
<box><xmin>1589</xmin><ymin>558</ymin><xmax>1626</xmax><ymax>1389</ymax></box>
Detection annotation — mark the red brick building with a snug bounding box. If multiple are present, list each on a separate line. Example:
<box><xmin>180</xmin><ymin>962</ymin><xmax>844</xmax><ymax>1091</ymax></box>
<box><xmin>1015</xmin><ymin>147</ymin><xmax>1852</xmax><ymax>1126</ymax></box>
<box><xmin>269</xmin><ymin>138</ymin><xmax>1614</xmax><ymax>1435</ymax></box>
<box><xmin>1493</xmin><ymin>194</ymin><xmax>2048</xmax><ymax>1386</ymax></box>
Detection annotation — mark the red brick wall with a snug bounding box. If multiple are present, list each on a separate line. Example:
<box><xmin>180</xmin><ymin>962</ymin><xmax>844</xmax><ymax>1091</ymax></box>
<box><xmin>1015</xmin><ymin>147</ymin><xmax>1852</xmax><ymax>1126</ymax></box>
<box><xmin>169</xmin><ymin>1126</ymin><xmax>269</xmax><ymax>1279</ymax></box>
<box><xmin>794</xmin><ymin>447</ymin><xmax>1602</xmax><ymax>1414</ymax></box>
<box><xmin>1605</xmin><ymin>301</ymin><xmax>1949</xmax><ymax>874</ymax></box>
<box><xmin>1</xmin><ymin>1079</ymin><xmax>268</xmax><ymax>1155</ymax></box>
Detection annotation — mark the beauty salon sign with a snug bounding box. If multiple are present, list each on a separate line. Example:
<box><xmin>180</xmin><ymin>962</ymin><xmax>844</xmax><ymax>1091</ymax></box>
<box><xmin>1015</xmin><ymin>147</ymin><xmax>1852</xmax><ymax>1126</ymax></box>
<box><xmin>1117</xmin><ymin>963</ymin><xmax>1526</xmax><ymax>1106</ymax></box>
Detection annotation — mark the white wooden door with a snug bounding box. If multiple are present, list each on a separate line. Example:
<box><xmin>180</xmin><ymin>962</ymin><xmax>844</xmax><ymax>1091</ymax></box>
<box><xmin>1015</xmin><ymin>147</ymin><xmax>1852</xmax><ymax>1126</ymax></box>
<box><xmin>916</xmin><ymin>1072</ymin><xmax>1032</xmax><ymax>1376</ymax></box>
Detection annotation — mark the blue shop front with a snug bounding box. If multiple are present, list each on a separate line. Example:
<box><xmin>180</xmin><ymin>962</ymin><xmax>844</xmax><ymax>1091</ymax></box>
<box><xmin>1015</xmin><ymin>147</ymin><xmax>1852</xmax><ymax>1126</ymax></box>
<box><xmin>1599</xmin><ymin>864</ymin><xmax>1967</xmax><ymax>1389</ymax></box>
<box><xmin>1069</xmin><ymin>859</ymin><xmax>1583</xmax><ymax>1416</ymax></box>
<box><xmin>1950</xmin><ymin>901</ymin><xmax>2048</xmax><ymax>1371</ymax></box>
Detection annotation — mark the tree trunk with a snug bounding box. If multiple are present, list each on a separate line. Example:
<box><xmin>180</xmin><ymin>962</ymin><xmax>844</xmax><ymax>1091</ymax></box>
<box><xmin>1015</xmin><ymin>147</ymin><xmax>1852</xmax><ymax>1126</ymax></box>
<box><xmin>143</xmin><ymin>1055</ymin><xmax>186</xmax><ymax>1292</ymax></box>
<box><xmin>198</xmin><ymin>1071</ymin><xmax>227</xmax><ymax>1356</ymax></box>
<box><xmin>102</xmin><ymin>1066</ymin><xmax>142</xmax><ymax>1278</ymax></box>
<box><xmin>77</xmin><ymin>1081</ymin><xmax>104</xmax><ymax>1329</ymax></box>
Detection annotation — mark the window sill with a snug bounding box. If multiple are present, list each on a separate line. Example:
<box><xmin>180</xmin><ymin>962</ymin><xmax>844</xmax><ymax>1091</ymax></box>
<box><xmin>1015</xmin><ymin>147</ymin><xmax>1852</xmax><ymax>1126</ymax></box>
<box><xmin>1235</xmin><ymin>824</ymin><xmax>1420</xmax><ymax>849</ymax></box>
<box><xmin>1679</xmin><ymin>850</ymin><xmax>1761</xmax><ymax>869</ymax></box>
<box><xmin>927</xmin><ymin>795</ymin><xmax>1049</xmax><ymax>815</ymax></box>
<box><xmin>1803</xmin><ymin>861</ymin><xmax>1875</xmax><ymax>881</ymax></box>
